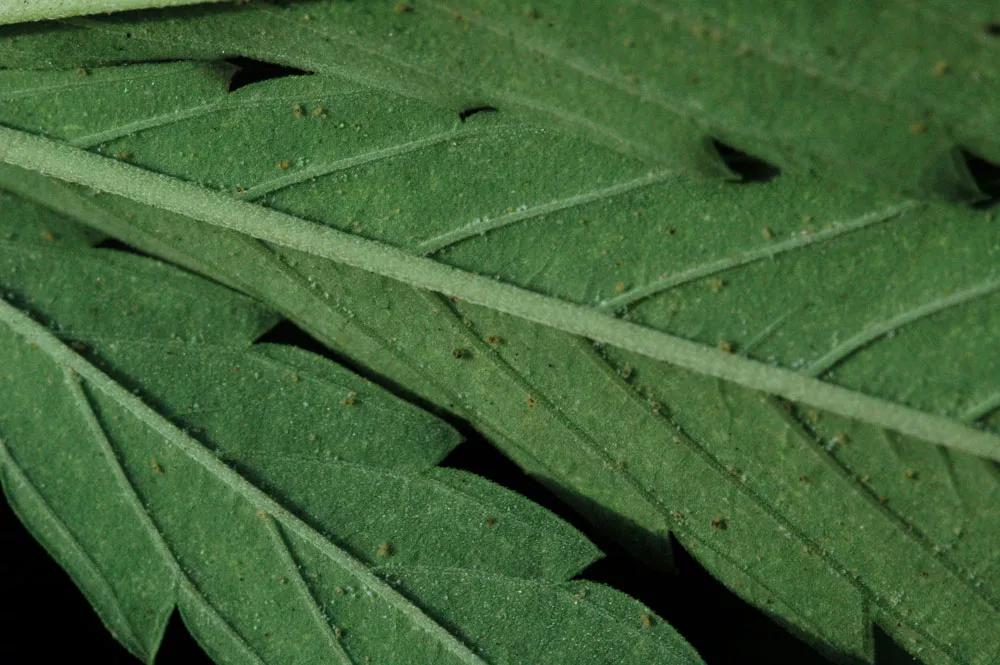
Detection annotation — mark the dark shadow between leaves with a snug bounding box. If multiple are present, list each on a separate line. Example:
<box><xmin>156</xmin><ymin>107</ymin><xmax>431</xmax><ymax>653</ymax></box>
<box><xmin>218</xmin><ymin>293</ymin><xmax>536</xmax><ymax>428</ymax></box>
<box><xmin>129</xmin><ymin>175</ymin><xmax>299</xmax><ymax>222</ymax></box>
<box><xmin>962</xmin><ymin>150</ymin><xmax>1000</xmax><ymax>209</ymax></box>
<box><xmin>458</xmin><ymin>105</ymin><xmax>498</xmax><ymax>122</ymax></box>
<box><xmin>94</xmin><ymin>236</ymin><xmax>159</xmax><ymax>259</ymax></box>
<box><xmin>712</xmin><ymin>139</ymin><xmax>782</xmax><ymax>183</ymax></box>
<box><xmin>441</xmin><ymin>440</ymin><xmax>849</xmax><ymax>665</ymax></box>
<box><xmin>225</xmin><ymin>57</ymin><xmax>312</xmax><ymax>92</ymax></box>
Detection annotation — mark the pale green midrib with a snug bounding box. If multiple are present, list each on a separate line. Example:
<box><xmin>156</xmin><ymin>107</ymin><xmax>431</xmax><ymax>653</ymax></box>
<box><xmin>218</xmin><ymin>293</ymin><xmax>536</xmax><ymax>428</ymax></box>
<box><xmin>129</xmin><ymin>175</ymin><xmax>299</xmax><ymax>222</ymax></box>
<box><xmin>2</xmin><ymin>127</ymin><xmax>997</xmax><ymax>462</ymax></box>
<box><xmin>0</xmin><ymin>295</ymin><xmax>488</xmax><ymax>665</ymax></box>
<box><xmin>0</xmin><ymin>0</ymin><xmax>227</xmax><ymax>25</ymax></box>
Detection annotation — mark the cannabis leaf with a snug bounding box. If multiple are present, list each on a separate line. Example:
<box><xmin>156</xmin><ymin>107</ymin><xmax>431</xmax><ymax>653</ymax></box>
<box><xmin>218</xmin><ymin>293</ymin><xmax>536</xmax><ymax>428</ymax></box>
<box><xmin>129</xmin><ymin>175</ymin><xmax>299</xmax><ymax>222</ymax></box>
<box><xmin>1</xmin><ymin>49</ymin><xmax>998</xmax><ymax>665</ymax></box>
<box><xmin>2</xmin><ymin>0</ymin><xmax>999</xmax><ymax>200</ymax></box>
<box><xmin>0</xmin><ymin>0</ymin><xmax>226</xmax><ymax>25</ymax></box>
<box><xmin>0</xmin><ymin>191</ymin><xmax>703</xmax><ymax>665</ymax></box>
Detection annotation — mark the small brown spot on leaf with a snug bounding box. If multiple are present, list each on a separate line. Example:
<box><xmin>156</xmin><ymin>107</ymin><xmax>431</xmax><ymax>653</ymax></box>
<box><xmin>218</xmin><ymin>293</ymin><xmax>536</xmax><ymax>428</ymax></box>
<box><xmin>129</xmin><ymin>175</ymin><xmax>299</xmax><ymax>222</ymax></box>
<box><xmin>393</xmin><ymin>1</ymin><xmax>413</xmax><ymax>13</ymax></box>
<box><xmin>276</xmin><ymin>159</ymin><xmax>291</xmax><ymax>170</ymax></box>
<box><xmin>909</xmin><ymin>121</ymin><xmax>928</xmax><ymax>134</ymax></box>
<box><xmin>711</xmin><ymin>516</ymin><xmax>728</xmax><ymax>530</ymax></box>
<box><xmin>640</xmin><ymin>613</ymin><xmax>654</xmax><ymax>628</ymax></box>
<box><xmin>931</xmin><ymin>60</ymin><xmax>950</xmax><ymax>76</ymax></box>
<box><xmin>526</xmin><ymin>395</ymin><xmax>537</xmax><ymax>408</ymax></box>
<box><xmin>485</xmin><ymin>516</ymin><xmax>497</xmax><ymax>527</ymax></box>
<box><xmin>717</xmin><ymin>340</ymin><xmax>734</xmax><ymax>354</ymax></box>
<box><xmin>761</xmin><ymin>226</ymin><xmax>774</xmax><ymax>240</ymax></box>
<box><xmin>377</xmin><ymin>542</ymin><xmax>394</xmax><ymax>557</ymax></box>
<box><xmin>341</xmin><ymin>391</ymin><xmax>357</xmax><ymax>406</ymax></box>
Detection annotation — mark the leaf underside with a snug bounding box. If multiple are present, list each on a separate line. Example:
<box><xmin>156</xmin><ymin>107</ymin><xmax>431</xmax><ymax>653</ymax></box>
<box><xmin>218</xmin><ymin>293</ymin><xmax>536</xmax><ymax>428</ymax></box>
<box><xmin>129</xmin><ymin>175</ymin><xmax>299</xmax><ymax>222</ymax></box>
<box><xmin>0</xmin><ymin>193</ymin><xmax>703</xmax><ymax>665</ymax></box>
<box><xmin>2</xmin><ymin>0</ymin><xmax>999</xmax><ymax>199</ymax></box>
<box><xmin>0</xmin><ymin>4</ymin><xmax>998</xmax><ymax>665</ymax></box>
<box><xmin>0</xmin><ymin>0</ymin><xmax>229</xmax><ymax>25</ymax></box>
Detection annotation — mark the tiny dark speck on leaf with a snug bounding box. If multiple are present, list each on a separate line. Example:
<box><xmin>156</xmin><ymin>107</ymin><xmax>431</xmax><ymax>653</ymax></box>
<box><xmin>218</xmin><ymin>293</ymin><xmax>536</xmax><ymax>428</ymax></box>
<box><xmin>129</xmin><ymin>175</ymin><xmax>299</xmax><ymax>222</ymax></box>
<box><xmin>452</xmin><ymin>348</ymin><xmax>468</xmax><ymax>359</ymax></box>
<box><xmin>711</xmin><ymin>516</ymin><xmax>728</xmax><ymax>530</ymax></box>
<box><xmin>526</xmin><ymin>395</ymin><xmax>537</xmax><ymax>408</ymax></box>
<box><xmin>905</xmin><ymin>468</ymin><xmax>919</xmax><ymax>480</ymax></box>
<box><xmin>485</xmin><ymin>335</ymin><xmax>503</xmax><ymax>346</ymax></box>
<box><xmin>394</xmin><ymin>2</ymin><xmax>413</xmax><ymax>13</ymax></box>
<box><xmin>717</xmin><ymin>340</ymin><xmax>734</xmax><ymax>354</ymax></box>
<box><xmin>485</xmin><ymin>516</ymin><xmax>497</xmax><ymax>527</ymax></box>
<box><xmin>986</xmin><ymin>22</ymin><xmax>1000</xmax><ymax>36</ymax></box>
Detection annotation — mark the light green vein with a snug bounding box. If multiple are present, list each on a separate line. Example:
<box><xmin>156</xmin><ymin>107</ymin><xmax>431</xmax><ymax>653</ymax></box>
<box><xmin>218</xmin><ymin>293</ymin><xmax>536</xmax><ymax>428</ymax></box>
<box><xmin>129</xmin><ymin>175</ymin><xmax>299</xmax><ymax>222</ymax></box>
<box><xmin>598</xmin><ymin>202</ymin><xmax>919</xmax><ymax>311</ymax></box>
<box><xmin>0</xmin><ymin>0</ymin><xmax>227</xmax><ymax>25</ymax></box>
<box><xmin>417</xmin><ymin>169</ymin><xmax>676</xmax><ymax>255</ymax></box>
<box><xmin>0</xmin><ymin>294</ymin><xmax>487</xmax><ymax>665</ymax></box>
<box><xmin>237</xmin><ymin>127</ymin><xmax>479</xmax><ymax>201</ymax></box>
<box><xmin>0</xmin><ymin>439</ymin><xmax>150</xmax><ymax>660</ymax></box>
<box><xmin>806</xmin><ymin>276</ymin><xmax>1000</xmax><ymax>376</ymax></box>
<box><xmin>2</xmin><ymin>127</ymin><xmax>997</xmax><ymax>462</ymax></box>
<box><xmin>261</xmin><ymin>515</ymin><xmax>357</xmax><ymax>665</ymax></box>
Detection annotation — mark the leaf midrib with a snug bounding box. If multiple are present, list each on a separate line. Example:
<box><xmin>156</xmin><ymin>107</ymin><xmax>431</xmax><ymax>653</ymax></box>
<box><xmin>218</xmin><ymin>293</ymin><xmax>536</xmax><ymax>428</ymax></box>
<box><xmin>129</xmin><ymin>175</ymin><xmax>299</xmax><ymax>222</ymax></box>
<box><xmin>2</xmin><ymin>125</ymin><xmax>997</xmax><ymax>461</ymax></box>
<box><xmin>0</xmin><ymin>295</ymin><xmax>489</xmax><ymax>665</ymax></box>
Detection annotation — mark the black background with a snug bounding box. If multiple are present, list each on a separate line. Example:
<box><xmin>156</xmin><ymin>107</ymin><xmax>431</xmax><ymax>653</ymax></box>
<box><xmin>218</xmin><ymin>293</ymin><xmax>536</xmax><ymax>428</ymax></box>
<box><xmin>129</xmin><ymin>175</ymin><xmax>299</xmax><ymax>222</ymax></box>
<box><xmin>2</xmin><ymin>433</ymin><xmax>919</xmax><ymax>664</ymax></box>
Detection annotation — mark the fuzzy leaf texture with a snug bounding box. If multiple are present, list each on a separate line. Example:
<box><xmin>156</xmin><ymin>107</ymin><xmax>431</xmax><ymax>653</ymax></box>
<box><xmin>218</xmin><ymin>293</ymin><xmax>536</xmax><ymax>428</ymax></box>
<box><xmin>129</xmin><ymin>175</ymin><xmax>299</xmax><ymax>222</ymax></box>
<box><xmin>0</xmin><ymin>193</ymin><xmax>703</xmax><ymax>665</ymax></box>
<box><xmin>1</xmin><ymin>0</ymin><xmax>999</xmax><ymax>199</ymax></box>
<box><xmin>0</xmin><ymin>0</ymin><xmax>228</xmax><ymax>25</ymax></box>
<box><xmin>0</xmin><ymin>4</ymin><xmax>999</xmax><ymax>665</ymax></box>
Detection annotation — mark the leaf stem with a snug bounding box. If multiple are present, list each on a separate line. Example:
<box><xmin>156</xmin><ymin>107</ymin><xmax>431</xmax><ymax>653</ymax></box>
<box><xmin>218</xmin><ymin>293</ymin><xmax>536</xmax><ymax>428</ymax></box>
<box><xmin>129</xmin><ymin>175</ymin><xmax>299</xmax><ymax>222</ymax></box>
<box><xmin>0</xmin><ymin>0</ymin><xmax>227</xmax><ymax>25</ymax></box>
<box><xmin>2</xmin><ymin>126</ymin><xmax>997</xmax><ymax>462</ymax></box>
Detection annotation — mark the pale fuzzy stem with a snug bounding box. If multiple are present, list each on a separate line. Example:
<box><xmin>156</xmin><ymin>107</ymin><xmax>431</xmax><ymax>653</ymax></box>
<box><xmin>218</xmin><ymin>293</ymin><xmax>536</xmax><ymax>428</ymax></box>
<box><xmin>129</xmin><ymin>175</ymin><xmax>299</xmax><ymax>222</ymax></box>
<box><xmin>1</xmin><ymin>126</ymin><xmax>998</xmax><ymax>463</ymax></box>
<box><xmin>0</xmin><ymin>0</ymin><xmax>228</xmax><ymax>25</ymax></box>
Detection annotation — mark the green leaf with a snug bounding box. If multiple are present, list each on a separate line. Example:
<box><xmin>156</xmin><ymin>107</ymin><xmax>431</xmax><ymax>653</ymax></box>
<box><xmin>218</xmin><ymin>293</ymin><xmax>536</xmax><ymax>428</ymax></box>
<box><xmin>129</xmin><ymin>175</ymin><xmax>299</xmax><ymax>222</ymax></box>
<box><xmin>0</xmin><ymin>0</ymin><xmax>227</xmax><ymax>25</ymax></box>
<box><xmin>1</xmin><ymin>54</ymin><xmax>998</xmax><ymax>665</ymax></box>
<box><xmin>0</xmin><ymin>194</ymin><xmax>703</xmax><ymax>665</ymax></box>
<box><xmin>1</xmin><ymin>1</ymin><xmax>999</xmax><ymax>199</ymax></box>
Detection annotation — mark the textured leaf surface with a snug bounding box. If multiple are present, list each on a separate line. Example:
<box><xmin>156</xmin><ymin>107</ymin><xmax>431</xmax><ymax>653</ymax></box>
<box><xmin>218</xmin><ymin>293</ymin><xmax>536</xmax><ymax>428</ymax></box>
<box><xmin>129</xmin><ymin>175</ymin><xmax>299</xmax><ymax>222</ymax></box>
<box><xmin>1</xmin><ymin>0</ymin><xmax>999</xmax><ymax>199</ymax></box>
<box><xmin>1</xmin><ymin>51</ymin><xmax>998</xmax><ymax>665</ymax></box>
<box><xmin>0</xmin><ymin>0</ymin><xmax>226</xmax><ymax>25</ymax></box>
<box><xmin>0</xmin><ymin>194</ymin><xmax>703</xmax><ymax>665</ymax></box>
